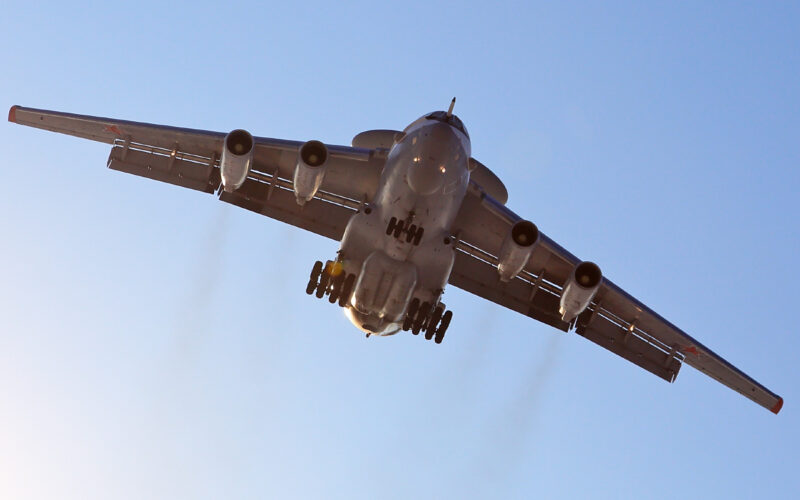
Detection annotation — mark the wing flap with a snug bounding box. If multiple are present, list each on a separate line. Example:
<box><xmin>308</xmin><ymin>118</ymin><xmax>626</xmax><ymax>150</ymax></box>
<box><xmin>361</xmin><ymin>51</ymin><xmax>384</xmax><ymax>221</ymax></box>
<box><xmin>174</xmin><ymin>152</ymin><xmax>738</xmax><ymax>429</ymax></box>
<box><xmin>107</xmin><ymin>145</ymin><xmax>221</xmax><ymax>194</ymax></box>
<box><xmin>575</xmin><ymin>306</ymin><xmax>682</xmax><ymax>382</ymax></box>
<box><xmin>449</xmin><ymin>249</ymin><xmax>570</xmax><ymax>331</ymax></box>
<box><xmin>596</xmin><ymin>280</ymin><xmax>783</xmax><ymax>412</ymax></box>
<box><xmin>219</xmin><ymin>175</ymin><xmax>356</xmax><ymax>241</ymax></box>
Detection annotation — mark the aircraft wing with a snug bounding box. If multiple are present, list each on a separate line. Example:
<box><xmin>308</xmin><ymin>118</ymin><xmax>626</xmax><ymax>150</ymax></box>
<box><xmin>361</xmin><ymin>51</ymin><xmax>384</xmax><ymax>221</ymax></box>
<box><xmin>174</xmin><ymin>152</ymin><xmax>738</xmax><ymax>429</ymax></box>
<box><xmin>449</xmin><ymin>181</ymin><xmax>783</xmax><ymax>414</ymax></box>
<box><xmin>8</xmin><ymin>105</ymin><xmax>387</xmax><ymax>241</ymax></box>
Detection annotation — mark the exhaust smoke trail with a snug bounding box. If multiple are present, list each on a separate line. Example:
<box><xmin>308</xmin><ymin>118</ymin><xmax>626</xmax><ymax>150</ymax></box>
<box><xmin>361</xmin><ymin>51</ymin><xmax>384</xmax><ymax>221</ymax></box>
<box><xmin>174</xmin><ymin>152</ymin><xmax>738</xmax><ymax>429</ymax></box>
<box><xmin>170</xmin><ymin>206</ymin><xmax>231</xmax><ymax>357</ymax></box>
<box><xmin>471</xmin><ymin>332</ymin><xmax>563</xmax><ymax>488</ymax></box>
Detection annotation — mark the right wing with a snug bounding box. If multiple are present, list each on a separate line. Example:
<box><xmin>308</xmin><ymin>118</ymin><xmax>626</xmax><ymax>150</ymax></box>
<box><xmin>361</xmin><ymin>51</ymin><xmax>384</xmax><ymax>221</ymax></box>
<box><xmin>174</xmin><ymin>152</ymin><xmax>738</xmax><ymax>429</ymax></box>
<box><xmin>9</xmin><ymin>105</ymin><xmax>387</xmax><ymax>241</ymax></box>
<box><xmin>449</xmin><ymin>181</ymin><xmax>783</xmax><ymax>413</ymax></box>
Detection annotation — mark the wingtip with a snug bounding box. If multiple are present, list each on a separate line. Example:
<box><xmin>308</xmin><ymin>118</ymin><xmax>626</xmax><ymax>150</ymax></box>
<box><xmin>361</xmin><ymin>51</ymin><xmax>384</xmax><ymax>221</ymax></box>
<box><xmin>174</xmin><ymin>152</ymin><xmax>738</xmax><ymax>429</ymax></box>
<box><xmin>770</xmin><ymin>397</ymin><xmax>783</xmax><ymax>415</ymax></box>
<box><xmin>8</xmin><ymin>105</ymin><xmax>18</xmax><ymax>122</ymax></box>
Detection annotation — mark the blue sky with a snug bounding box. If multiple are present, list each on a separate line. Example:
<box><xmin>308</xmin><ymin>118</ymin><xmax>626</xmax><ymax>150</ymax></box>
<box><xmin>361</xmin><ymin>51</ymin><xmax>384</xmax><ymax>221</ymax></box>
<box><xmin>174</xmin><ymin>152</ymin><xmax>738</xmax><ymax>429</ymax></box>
<box><xmin>1</xmin><ymin>1</ymin><xmax>798</xmax><ymax>498</ymax></box>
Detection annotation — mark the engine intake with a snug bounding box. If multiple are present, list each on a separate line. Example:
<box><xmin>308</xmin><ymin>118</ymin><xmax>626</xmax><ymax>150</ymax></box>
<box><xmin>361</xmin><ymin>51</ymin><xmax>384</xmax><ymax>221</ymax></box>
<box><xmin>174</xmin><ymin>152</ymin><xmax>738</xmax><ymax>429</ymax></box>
<box><xmin>497</xmin><ymin>220</ymin><xmax>539</xmax><ymax>281</ymax></box>
<box><xmin>293</xmin><ymin>140</ymin><xmax>329</xmax><ymax>205</ymax></box>
<box><xmin>559</xmin><ymin>261</ymin><xmax>602</xmax><ymax>323</ymax></box>
<box><xmin>220</xmin><ymin>129</ymin><xmax>254</xmax><ymax>192</ymax></box>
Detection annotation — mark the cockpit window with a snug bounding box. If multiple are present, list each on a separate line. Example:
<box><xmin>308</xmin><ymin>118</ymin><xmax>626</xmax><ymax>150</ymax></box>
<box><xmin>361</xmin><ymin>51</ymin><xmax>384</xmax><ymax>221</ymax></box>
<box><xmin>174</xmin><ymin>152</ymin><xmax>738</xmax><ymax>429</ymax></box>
<box><xmin>425</xmin><ymin>111</ymin><xmax>469</xmax><ymax>138</ymax></box>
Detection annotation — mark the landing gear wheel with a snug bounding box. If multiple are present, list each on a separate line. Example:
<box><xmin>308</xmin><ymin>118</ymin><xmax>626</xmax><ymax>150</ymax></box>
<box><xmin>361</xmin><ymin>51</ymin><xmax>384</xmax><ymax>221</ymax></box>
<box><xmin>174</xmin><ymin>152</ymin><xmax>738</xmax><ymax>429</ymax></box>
<box><xmin>412</xmin><ymin>227</ymin><xmax>424</xmax><ymax>246</ymax></box>
<box><xmin>306</xmin><ymin>261</ymin><xmax>323</xmax><ymax>295</ymax></box>
<box><xmin>393</xmin><ymin>220</ymin><xmax>405</xmax><ymax>239</ymax></box>
<box><xmin>328</xmin><ymin>272</ymin><xmax>345</xmax><ymax>303</ymax></box>
<box><xmin>406</xmin><ymin>224</ymin><xmax>417</xmax><ymax>243</ymax></box>
<box><xmin>338</xmin><ymin>274</ymin><xmax>356</xmax><ymax>307</ymax></box>
<box><xmin>404</xmin><ymin>298</ymin><xmax>420</xmax><ymax>332</ymax></box>
<box><xmin>434</xmin><ymin>310</ymin><xmax>452</xmax><ymax>344</ymax></box>
<box><xmin>386</xmin><ymin>217</ymin><xmax>397</xmax><ymax>235</ymax></box>
<box><xmin>315</xmin><ymin>265</ymin><xmax>331</xmax><ymax>299</ymax></box>
<box><xmin>427</xmin><ymin>305</ymin><xmax>444</xmax><ymax>334</ymax></box>
<box><xmin>412</xmin><ymin>302</ymin><xmax>430</xmax><ymax>336</ymax></box>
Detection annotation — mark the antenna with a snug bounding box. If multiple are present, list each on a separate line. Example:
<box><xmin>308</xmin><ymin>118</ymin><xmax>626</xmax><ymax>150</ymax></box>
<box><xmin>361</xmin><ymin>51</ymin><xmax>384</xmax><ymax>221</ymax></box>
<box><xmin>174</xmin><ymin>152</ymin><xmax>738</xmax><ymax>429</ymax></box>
<box><xmin>446</xmin><ymin>97</ymin><xmax>456</xmax><ymax>118</ymax></box>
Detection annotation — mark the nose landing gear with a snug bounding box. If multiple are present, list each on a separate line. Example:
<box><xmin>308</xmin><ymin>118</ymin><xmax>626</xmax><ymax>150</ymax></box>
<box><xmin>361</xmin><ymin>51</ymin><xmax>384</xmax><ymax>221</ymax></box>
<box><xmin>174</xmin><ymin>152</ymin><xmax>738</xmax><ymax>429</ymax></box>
<box><xmin>401</xmin><ymin>299</ymin><xmax>452</xmax><ymax>344</ymax></box>
<box><xmin>386</xmin><ymin>217</ymin><xmax>424</xmax><ymax>246</ymax></box>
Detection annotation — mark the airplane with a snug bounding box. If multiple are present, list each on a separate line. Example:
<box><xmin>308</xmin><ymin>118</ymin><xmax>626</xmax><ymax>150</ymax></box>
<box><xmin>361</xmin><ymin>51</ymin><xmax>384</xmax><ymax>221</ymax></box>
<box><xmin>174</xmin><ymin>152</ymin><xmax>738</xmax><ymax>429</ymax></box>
<box><xmin>8</xmin><ymin>100</ymin><xmax>783</xmax><ymax>414</ymax></box>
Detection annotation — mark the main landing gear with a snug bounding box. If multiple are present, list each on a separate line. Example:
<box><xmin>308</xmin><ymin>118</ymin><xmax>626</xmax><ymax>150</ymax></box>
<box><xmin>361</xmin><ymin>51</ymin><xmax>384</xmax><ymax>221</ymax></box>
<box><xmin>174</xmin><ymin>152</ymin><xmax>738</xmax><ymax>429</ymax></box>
<box><xmin>401</xmin><ymin>298</ymin><xmax>452</xmax><ymax>344</ymax></box>
<box><xmin>305</xmin><ymin>260</ymin><xmax>356</xmax><ymax>307</ymax></box>
<box><xmin>386</xmin><ymin>217</ymin><xmax>424</xmax><ymax>246</ymax></box>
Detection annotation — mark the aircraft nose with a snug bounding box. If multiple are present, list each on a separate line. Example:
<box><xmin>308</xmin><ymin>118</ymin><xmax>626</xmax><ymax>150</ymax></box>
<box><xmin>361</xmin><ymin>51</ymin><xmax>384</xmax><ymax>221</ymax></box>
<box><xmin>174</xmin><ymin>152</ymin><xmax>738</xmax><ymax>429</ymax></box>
<box><xmin>407</xmin><ymin>158</ymin><xmax>445</xmax><ymax>195</ymax></box>
<box><xmin>406</xmin><ymin>123</ymin><xmax>453</xmax><ymax>195</ymax></box>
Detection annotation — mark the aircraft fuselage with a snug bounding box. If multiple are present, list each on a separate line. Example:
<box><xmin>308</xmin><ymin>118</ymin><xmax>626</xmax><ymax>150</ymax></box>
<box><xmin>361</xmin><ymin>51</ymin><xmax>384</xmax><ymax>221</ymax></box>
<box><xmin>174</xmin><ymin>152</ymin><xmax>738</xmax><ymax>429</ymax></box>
<box><xmin>337</xmin><ymin>114</ymin><xmax>471</xmax><ymax>336</ymax></box>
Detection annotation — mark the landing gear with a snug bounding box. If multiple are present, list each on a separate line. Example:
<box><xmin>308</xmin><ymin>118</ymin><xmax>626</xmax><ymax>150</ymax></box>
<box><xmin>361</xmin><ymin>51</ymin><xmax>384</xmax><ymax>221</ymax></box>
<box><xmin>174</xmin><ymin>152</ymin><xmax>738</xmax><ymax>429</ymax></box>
<box><xmin>402</xmin><ymin>300</ymin><xmax>452</xmax><ymax>343</ymax></box>
<box><xmin>385</xmin><ymin>216</ymin><xmax>424</xmax><ymax>246</ymax></box>
<box><xmin>434</xmin><ymin>310</ymin><xmax>452</xmax><ymax>344</ymax></box>
<box><xmin>412</xmin><ymin>226</ymin><xmax>424</xmax><ymax>246</ymax></box>
<box><xmin>403</xmin><ymin>298</ymin><xmax>420</xmax><ymax>332</ymax></box>
<box><xmin>393</xmin><ymin>220</ymin><xmax>404</xmax><ymax>239</ymax></box>
<box><xmin>426</xmin><ymin>305</ymin><xmax>444</xmax><ymax>335</ymax></box>
<box><xmin>315</xmin><ymin>267</ymin><xmax>330</xmax><ymax>298</ymax></box>
<box><xmin>338</xmin><ymin>274</ymin><xmax>356</xmax><ymax>307</ymax></box>
<box><xmin>386</xmin><ymin>217</ymin><xmax>398</xmax><ymax>236</ymax></box>
<box><xmin>405</xmin><ymin>224</ymin><xmax>417</xmax><ymax>243</ymax></box>
<box><xmin>306</xmin><ymin>260</ymin><xmax>356</xmax><ymax>307</ymax></box>
<box><xmin>328</xmin><ymin>273</ymin><xmax>345</xmax><ymax>304</ymax></box>
<box><xmin>413</xmin><ymin>302</ymin><xmax>431</xmax><ymax>336</ymax></box>
<box><xmin>306</xmin><ymin>261</ymin><xmax>323</xmax><ymax>295</ymax></box>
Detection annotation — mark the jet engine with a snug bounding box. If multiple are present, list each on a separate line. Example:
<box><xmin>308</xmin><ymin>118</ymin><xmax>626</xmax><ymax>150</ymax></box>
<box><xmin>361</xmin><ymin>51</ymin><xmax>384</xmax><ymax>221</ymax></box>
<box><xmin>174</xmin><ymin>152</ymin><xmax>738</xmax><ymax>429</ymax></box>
<box><xmin>220</xmin><ymin>129</ymin><xmax>254</xmax><ymax>192</ymax></box>
<box><xmin>293</xmin><ymin>140</ymin><xmax>329</xmax><ymax>205</ymax></box>
<box><xmin>497</xmin><ymin>220</ymin><xmax>539</xmax><ymax>281</ymax></box>
<box><xmin>559</xmin><ymin>261</ymin><xmax>602</xmax><ymax>323</ymax></box>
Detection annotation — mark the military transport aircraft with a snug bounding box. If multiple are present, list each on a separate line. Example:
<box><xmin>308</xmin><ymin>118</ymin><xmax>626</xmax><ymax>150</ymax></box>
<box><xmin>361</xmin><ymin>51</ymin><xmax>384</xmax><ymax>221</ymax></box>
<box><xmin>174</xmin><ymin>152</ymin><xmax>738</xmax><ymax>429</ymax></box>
<box><xmin>8</xmin><ymin>100</ymin><xmax>783</xmax><ymax>414</ymax></box>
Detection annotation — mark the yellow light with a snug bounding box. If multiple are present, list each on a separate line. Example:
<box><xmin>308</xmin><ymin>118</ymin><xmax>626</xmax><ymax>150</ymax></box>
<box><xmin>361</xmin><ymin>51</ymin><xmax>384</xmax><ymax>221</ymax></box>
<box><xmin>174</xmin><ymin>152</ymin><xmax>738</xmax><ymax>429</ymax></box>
<box><xmin>327</xmin><ymin>261</ymin><xmax>344</xmax><ymax>276</ymax></box>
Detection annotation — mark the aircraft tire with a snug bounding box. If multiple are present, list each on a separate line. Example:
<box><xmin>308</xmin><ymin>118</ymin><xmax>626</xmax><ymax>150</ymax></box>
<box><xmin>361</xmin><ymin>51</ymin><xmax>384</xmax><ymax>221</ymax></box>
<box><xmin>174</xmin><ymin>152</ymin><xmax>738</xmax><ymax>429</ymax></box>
<box><xmin>427</xmin><ymin>305</ymin><xmax>444</xmax><ymax>333</ymax></box>
<box><xmin>329</xmin><ymin>273</ymin><xmax>344</xmax><ymax>303</ymax></box>
<box><xmin>386</xmin><ymin>217</ymin><xmax>397</xmax><ymax>235</ymax></box>
<box><xmin>315</xmin><ymin>267</ymin><xmax>330</xmax><ymax>299</ymax></box>
<box><xmin>412</xmin><ymin>302</ymin><xmax>430</xmax><ymax>335</ymax></box>
<box><xmin>338</xmin><ymin>274</ymin><xmax>356</xmax><ymax>307</ymax></box>
<box><xmin>413</xmin><ymin>227</ymin><xmax>424</xmax><ymax>246</ymax></box>
<box><xmin>306</xmin><ymin>261</ymin><xmax>323</xmax><ymax>295</ymax></box>
<box><xmin>404</xmin><ymin>298</ymin><xmax>420</xmax><ymax>331</ymax></box>
<box><xmin>435</xmin><ymin>310</ymin><xmax>453</xmax><ymax>343</ymax></box>
<box><xmin>406</xmin><ymin>225</ymin><xmax>417</xmax><ymax>243</ymax></box>
<box><xmin>393</xmin><ymin>220</ymin><xmax>404</xmax><ymax>239</ymax></box>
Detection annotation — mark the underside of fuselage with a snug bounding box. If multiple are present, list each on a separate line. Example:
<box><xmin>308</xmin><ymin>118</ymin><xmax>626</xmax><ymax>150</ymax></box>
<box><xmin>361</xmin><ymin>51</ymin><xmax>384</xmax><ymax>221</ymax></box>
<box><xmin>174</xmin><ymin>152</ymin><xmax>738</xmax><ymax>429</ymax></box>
<box><xmin>305</xmin><ymin>110</ymin><xmax>471</xmax><ymax>342</ymax></box>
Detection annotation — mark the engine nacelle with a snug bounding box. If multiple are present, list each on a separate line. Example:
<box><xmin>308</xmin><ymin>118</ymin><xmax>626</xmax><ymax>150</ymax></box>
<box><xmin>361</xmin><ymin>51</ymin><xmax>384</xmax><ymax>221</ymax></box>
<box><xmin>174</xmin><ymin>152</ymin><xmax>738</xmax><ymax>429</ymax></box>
<box><xmin>293</xmin><ymin>140</ymin><xmax>329</xmax><ymax>205</ymax></box>
<box><xmin>559</xmin><ymin>261</ymin><xmax>602</xmax><ymax>323</ymax></box>
<box><xmin>497</xmin><ymin>220</ymin><xmax>540</xmax><ymax>281</ymax></box>
<box><xmin>220</xmin><ymin>129</ymin><xmax>254</xmax><ymax>192</ymax></box>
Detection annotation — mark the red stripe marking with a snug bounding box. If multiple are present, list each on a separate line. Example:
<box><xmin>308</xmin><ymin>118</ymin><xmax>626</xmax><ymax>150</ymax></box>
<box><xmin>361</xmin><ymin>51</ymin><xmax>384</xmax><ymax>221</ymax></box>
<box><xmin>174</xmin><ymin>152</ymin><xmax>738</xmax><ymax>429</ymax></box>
<box><xmin>770</xmin><ymin>397</ymin><xmax>783</xmax><ymax>415</ymax></box>
<box><xmin>683</xmin><ymin>346</ymin><xmax>699</xmax><ymax>356</ymax></box>
<box><xmin>103</xmin><ymin>124</ymin><xmax>122</xmax><ymax>135</ymax></box>
<box><xmin>8</xmin><ymin>105</ymin><xmax>18</xmax><ymax>122</ymax></box>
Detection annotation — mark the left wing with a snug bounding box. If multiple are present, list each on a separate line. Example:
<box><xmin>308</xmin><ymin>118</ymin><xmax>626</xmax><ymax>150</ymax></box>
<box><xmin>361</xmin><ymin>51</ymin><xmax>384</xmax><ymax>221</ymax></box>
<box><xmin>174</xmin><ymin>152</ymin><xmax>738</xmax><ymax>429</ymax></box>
<box><xmin>449</xmin><ymin>181</ymin><xmax>783</xmax><ymax>414</ymax></box>
<box><xmin>9</xmin><ymin>105</ymin><xmax>386</xmax><ymax>241</ymax></box>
